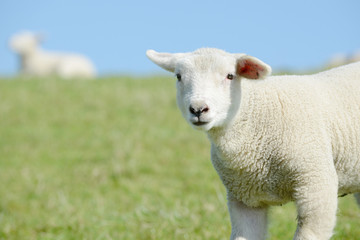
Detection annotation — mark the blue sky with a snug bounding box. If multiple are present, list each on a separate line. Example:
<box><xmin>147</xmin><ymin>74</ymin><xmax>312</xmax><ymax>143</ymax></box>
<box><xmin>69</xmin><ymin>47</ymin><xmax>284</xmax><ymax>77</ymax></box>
<box><xmin>1</xmin><ymin>0</ymin><xmax>359</xmax><ymax>76</ymax></box>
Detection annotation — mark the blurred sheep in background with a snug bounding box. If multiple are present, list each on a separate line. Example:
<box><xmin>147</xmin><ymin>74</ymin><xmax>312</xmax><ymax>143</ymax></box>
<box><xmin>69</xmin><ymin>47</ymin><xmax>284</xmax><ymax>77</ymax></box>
<box><xmin>350</xmin><ymin>50</ymin><xmax>360</xmax><ymax>63</ymax></box>
<box><xmin>327</xmin><ymin>49</ymin><xmax>360</xmax><ymax>69</ymax></box>
<box><xmin>9</xmin><ymin>31</ymin><xmax>96</xmax><ymax>79</ymax></box>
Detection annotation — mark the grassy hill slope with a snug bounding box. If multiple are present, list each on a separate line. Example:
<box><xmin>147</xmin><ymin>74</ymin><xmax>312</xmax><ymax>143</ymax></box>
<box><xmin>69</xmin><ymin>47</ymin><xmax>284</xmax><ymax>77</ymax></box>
<box><xmin>0</xmin><ymin>77</ymin><xmax>358</xmax><ymax>239</ymax></box>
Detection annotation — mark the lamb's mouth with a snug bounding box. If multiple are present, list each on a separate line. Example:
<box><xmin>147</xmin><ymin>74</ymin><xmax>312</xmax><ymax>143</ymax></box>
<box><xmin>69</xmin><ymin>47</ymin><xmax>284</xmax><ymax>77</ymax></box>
<box><xmin>192</xmin><ymin>121</ymin><xmax>208</xmax><ymax>126</ymax></box>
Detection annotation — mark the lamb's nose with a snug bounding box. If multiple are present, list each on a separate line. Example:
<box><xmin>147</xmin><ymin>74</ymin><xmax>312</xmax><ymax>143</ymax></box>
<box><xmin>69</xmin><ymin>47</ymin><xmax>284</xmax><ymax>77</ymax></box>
<box><xmin>189</xmin><ymin>104</ymin><xmax>209</xmax><ymax>117</ymax></box>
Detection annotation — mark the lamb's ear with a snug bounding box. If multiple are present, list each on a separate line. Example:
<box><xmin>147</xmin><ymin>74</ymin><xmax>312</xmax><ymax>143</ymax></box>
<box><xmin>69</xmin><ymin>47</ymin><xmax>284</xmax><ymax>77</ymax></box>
<box><xmin>146</xmin><ymin>50</ymin><xmax>183</xmax><ymax>73</ymax></box>
<box><xmin>236</xmin><ymin>55</ymin><xmax>272</xmax><ymax>80</ymax></box>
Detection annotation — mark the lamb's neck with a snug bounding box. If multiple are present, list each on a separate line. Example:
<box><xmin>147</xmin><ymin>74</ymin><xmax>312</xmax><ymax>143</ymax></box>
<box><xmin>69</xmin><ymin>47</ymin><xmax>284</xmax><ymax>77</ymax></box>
<box><xmin>207</xmin><ymin>113</ymin><xmax>247</xmax><ymax>152</ymax></box>
<box><xmin>20</xmin><ymin>48</ymin><xmax>40</xmax><ymax>71</ymax></box>
<box><xmin>22</xmin><ymin>47</ymin><xmax>40</xmax><ymax>58</ymax></box>
<box><xmin>206</xmin><ymin>81</ymin><xmax>268</xmax><ymax>163</ymax></box>
<box><xmin>206</xmin><ymin>82</ymin><xmax>254</xmax><ymax>149</ymax></box>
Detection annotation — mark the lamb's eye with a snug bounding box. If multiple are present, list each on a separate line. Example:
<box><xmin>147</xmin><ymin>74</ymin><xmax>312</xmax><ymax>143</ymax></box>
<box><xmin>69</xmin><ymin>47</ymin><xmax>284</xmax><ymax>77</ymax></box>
<box><xmin>227</xmin><ymin>74</ymin><xmax>234</xmax><ymax>80</ymax></box>
<box><xmin>176</xmin><ymin>73</ymin><xmax>182</xmax><ymax>81</ymax></box>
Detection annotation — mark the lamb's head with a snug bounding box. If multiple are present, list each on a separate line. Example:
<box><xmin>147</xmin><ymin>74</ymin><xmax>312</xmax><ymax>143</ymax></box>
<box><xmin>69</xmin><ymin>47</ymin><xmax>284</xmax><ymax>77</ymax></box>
<box><xmin>146</xmin><ymin>48</ymin><xmax>271</xmax><ymax>131</ymax></box>
<box><xmin>9</xmin><ymin>32</ymin><xmax>42</xmax><ymax>55</ymax></box>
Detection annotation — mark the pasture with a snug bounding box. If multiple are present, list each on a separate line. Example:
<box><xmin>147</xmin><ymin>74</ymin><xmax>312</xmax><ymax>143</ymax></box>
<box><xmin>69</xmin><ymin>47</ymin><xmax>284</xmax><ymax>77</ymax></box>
<box><xmin>0</xmin><ymin>76</ymin><xmax>358</xmax><ymax>239</ymax></box>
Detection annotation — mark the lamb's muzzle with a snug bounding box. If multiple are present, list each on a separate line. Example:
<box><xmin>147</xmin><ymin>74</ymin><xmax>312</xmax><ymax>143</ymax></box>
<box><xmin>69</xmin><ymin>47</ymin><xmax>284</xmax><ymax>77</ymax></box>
<box><xmin>189</xmin><ymin>103</ymin><xmax>209</xmax><ymax>117</ymax></box>
<box><xmin>189</xmin><ymin>102</ymin><xmax>209</xmax><ymax>126</ymax></box>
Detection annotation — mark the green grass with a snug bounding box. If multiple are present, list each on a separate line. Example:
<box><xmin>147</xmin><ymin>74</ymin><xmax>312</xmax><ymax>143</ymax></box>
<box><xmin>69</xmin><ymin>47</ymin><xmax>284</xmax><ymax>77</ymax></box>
<box><xmin>0</xmin><ymin>76</ymin><xmax>358</xmax><ymax>239</ymax></box>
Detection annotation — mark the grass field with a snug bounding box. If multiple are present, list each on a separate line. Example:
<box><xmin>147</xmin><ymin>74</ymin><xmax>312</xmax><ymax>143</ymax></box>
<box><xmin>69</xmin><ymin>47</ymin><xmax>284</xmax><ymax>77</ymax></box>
<box><xmin>0</xmin><ymin>76</ymin><xmax>359</xmax><ymax>239</ymax></box>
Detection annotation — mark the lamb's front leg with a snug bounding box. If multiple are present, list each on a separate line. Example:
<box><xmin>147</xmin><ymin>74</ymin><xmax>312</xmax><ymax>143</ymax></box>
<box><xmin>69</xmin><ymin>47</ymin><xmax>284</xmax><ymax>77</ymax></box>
<box><xmin>293</xmin><ymin>173</ymin><xmax>338</xmax><ymax>240</ymax></box>
<box><xmin>228</xmin><ymin>199</ymin><xmax>268</xmax><ymax>240</ymax></box>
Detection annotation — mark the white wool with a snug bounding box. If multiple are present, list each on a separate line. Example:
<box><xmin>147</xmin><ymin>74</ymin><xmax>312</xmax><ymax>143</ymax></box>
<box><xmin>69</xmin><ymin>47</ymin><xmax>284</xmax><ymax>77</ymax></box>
<box><xmin>147</xmin><ymin>48</ymin><xmax>360</xmax><ymax>240</ymax></box>
<box><xmin>9</xmin><ymin>31</ymin><xmax>96</xmax><ymax>79</ymax></box>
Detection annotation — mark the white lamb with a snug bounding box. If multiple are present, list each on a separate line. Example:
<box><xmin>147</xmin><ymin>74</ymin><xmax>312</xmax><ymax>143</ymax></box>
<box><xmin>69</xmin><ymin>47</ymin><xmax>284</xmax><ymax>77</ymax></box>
<box><xmin>9</xmin><ymin>31</ymin><xmax>96</xmax><ymax>79</ymax></box>
<box><xmin>146</xmin><ymin>48</ymin><xmax>360</xmax><ymax>240</ymax></box>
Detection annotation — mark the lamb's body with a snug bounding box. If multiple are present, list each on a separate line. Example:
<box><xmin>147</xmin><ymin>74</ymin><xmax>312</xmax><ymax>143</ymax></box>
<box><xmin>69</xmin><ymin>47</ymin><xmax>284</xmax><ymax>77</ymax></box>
<box><xmin>209</xmin><ymin>63</ymin><xmax>360</xmax><ymax>207</ymax></box>
<box><xmin>10</xmin><ymin>32</ymin><xmax>96</xmax><ymax>79</ymax></box>
<box><xmin>21</xmin><ymin>49</ymin><xmax>96</xmax><ymax>79</ymax></box>
<box><xmin>146</xmin><ymin>48</ymin><xmax>360</xmax><ymax>240</ymax></box>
